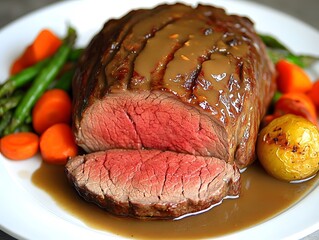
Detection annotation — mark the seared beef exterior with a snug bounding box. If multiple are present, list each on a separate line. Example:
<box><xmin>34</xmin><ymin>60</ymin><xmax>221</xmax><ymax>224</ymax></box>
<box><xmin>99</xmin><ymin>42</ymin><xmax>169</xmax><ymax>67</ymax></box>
<box><xmin>72</xmin><ymin>3</ymin><xmax>275</xmax><ymax>168</ymax></box>
<box><xmin>66</xmin><ymin>150</ymin><xmax>240</xmax><ymax>218</ymax></box>
<box><xmin>66</xmin><ymin>3</ymin><xmax>276</xmax><ymax>219</ymax></box>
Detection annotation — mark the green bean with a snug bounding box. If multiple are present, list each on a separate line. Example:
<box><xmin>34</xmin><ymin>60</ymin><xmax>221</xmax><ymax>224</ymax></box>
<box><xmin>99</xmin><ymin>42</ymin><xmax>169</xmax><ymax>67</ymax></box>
<box><xmin>6</xmin><ymin>26</ymin><xmax>77</xmax><ymax>133</ymax></box>
<box><xmin>0</xmin><ymin>58</ymin><xmax>49</xmax><ymax>98</ymax></box>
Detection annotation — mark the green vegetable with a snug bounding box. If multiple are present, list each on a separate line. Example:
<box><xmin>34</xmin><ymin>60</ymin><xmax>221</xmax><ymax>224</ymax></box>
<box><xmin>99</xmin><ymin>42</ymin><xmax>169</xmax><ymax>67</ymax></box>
<box><xmin>68</xmin><ymin>48</ymin><xmax>83</xmax><ymax>62</ymax></box>
<box><xmin>271</xmin><ymin>91</ymin><xmax>282</xmax><ymax>105</ymax></box>
<box><xmin>53</xmin><ymin>69</ymin><xmax>75</xmax><ymax>92</ymax></box>
<box><xmin>25</xmin><ymin>115</ymin><xmax>32</xmax><ymax>124</ymax></box>
<box><xmin>0</xmin><ymin>58</ymin><xmax>49</xmax><ymax>98</ymax></box>
<box><xmin>259</xmin><ymin>34</ymin><xmax>289</xmax><ymax>51</ymax></box>
<box><xmin>5</xmin><ymin>26</ymin><xmax>77</xmax><ymax>133</ymax></box>
<box><xmin>0</xmin><ymin>92</ymin><xmax>23</xmax><ymax>116</ymax></box>
<box><xmin>0</xmin><ymin>111</ymin><xmax>12</xmax><ymax>136</ymax></box>
<box><xmin>17</xmin><ymin>123</ymin><xmax>33</xmax><ymax>133</ymax></box>
<box><xmin>259</xmin><ymin>33</ymin><xmax>319</xmax><ymax>68</ymax></box>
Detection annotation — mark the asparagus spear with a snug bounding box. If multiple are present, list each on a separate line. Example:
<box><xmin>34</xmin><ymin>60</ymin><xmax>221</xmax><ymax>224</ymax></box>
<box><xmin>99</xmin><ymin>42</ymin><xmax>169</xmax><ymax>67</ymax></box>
<box><xmin>0</xmin><ymin>58</ymin><xmax>50</xmax><ymax>98</ymax></box>
<box><xmin>0</xmin><ymin>92</ymin><xmax>23</xmax><ymax>116</ymax></box>
<box><xmin>259</xmin><ymin>33</ymin><xmax>319</xmax><ymax>68</ymax></box>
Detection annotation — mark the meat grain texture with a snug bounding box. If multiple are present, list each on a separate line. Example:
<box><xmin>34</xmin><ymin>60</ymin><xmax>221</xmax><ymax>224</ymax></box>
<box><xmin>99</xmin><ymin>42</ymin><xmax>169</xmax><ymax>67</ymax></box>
<box><xmin>66</xmin><ymin>3</ymin><xmax>276</xmax><ymax>219</ymax></box>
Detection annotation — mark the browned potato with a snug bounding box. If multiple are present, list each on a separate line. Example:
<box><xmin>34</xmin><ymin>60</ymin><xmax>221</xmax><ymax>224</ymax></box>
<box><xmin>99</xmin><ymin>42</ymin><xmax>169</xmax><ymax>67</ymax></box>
<box><xmin>257</xmin><ymin>114</ymin><xmax>319</xmax><ymax>182</ymax></box>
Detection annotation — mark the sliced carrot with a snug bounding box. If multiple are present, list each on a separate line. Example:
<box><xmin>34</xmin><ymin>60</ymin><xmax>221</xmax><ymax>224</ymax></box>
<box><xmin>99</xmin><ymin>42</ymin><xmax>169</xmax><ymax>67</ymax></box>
<box><xmin>276</xmin><ymin>59</ymin><xmax>313</xmax><ymax>93</ymax></box>
<box><xmin>0</xmin><ymin>132</ymin><xmax>39</xmax><ymax>160</ymax></box>
<box><xmin>307</xmin><ymin>79</ymin><xmax>319</xmax><ymax>109</ymax></box>
<box><xmin>274</xmin><ymin>92</ymin><xmax>317</xmax><ymax>125</ymax></box>
<box><xmin>10</xmin><ymin>29</ymin><xmax>62</xmax><ymax>75</ymax></box>
<box><xmin>32</xmin><ymin>89</ymin><xmax>72</xmax><ymax>134</ymax></box>
<box><xmin>40</xmin><ymin>123</ymin><xmax>78</xmax><ymax>165</ymax></box>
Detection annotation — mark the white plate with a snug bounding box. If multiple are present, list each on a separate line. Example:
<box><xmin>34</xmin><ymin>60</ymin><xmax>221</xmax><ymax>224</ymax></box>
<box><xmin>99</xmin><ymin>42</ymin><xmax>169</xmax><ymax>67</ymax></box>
<box><xmin>0</xmin><ymin>0</ymin><xmax>318</xmax><ymax>239</ymax></box>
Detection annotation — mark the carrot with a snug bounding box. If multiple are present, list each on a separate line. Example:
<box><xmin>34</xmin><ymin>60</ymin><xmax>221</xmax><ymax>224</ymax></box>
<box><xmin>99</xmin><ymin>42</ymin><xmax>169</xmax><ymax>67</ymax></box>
<box><xmin>10</xmin><ymin>29</ymin><xmax>62</xmax><ymax>75</ymax></box>
<box><xmin>307</xmin><ymin>79</ymin><xmax>319</xmax><ymax>109</ymax></box>
<box><xmin>0</xmin><ymin>132</ymin><xmax>39</xmax><ymax>160</ymax></box>
<box><xmin>274</xmin><ymin>92</ymin><xmax>317</xmax><ymax>125</ymax></box>
<box><xmin>261</xmin><ymin>114</ymin><xmax>277</xmax><ymax>128</ymax></box>
<box><xmin>32</xmin><ymin>89</ymin><xmax>72</xmax><ymax>134</ymax></box>
<box><xmin>276</xmin><ymin>59</ymin><xmax>313</xmax><ymax>93</ymax></box>
<box><xmin>10</xmin><ymin>58</ymin><xmax>25</xmax><ymax>76</ymax></box>
<box><xmin>39</xmin><ymin>123</ymin><xmax>78</xmax><ymax>165</ymax></box>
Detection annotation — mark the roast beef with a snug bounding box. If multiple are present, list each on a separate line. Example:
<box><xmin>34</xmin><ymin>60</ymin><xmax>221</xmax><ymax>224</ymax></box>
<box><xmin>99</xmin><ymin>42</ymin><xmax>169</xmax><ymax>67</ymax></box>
<box><xmin>66</xmin><ymin>3</ymin><xmax>276</xmax><ymax>219</ymax></box>
<box><xmin>66</xmin><ymin>149</ymin><xmax>240</xmax><ymax>218</ymax></box>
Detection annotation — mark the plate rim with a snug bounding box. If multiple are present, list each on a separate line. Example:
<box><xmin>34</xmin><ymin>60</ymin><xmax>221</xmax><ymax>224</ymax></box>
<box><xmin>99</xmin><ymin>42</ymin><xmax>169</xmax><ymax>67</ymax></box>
<box><xmin>0</xmin><ymin>0</ymin><xmax>318</xmax><ymax>239</ymax></box>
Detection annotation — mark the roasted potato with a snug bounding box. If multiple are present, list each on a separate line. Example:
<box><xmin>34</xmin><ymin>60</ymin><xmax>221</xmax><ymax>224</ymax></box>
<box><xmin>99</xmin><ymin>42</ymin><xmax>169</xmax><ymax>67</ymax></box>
<box><xmin>257</xmin><ymin>114</ymin><xmax>319</xmax><ymax>182</ymax></box>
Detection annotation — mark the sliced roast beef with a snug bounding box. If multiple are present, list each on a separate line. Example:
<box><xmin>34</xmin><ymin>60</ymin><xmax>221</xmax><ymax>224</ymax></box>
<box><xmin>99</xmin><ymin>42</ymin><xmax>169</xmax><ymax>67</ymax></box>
<box><xmin>67</xmin><ymin>3</ymin><xmax>276</xmax><ymax>219</ymax></box>
<box><xmin>66</xmin><ymin>149</ymin><xmax>240</xmax><ymax>219</ymax></box>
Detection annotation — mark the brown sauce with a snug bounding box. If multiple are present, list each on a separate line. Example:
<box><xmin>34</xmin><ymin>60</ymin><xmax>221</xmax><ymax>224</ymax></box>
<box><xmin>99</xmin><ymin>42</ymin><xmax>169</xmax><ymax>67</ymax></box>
<box><xmin>32</xmin><ymin>162</ymin><xmax>318</xmax><ymax>239</ymax></box>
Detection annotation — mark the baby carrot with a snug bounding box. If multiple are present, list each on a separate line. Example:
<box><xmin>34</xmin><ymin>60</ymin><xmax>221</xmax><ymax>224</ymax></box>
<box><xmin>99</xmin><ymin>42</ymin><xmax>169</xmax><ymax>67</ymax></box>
<box><xmin>276</xmin><ymin>59</ymin><xmax>313</xmax><ymax>93</ymax></box>
<box><xmin>0</xmin><ymin>132</ymin><xmax>39</xmax><ymax>160</ymax></box>
<box><xmin>274</xmin><ymin>92</ymin><xmax>317</xmax><ymax>125</ymax></box>
<box><xmin>307</xmin><ymin>79</ymin><xmax>319</xmax><ymax>109</ymax></box>
<box><xmin>261</xmin><ymin>114</ymin><xmax>277</xmax><ymax>128</ymax></box>
<box><xmin>32</xmin><ymin>89</ymin><xmax>72</xmax><ymax>134</ymax></box>
<box><xmin>10</xmin><ymin>58</ymin><xmax>25</xmax><ymax>76</ymax></box>
<box><xmin>10</xmin><ymin>29</ymin><xmax>62</xmax><ymax>75</ymax></box>
<box><xmin>39</xmin><ymin>123</ymin><xmax>78</xmax><ymax>165</ymax></box>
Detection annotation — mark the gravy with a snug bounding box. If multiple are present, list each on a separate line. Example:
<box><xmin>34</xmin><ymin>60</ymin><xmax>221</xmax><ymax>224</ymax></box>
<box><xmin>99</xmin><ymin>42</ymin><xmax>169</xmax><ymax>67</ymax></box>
<box><xmin>32</xmin><ymin>162</ymin><xmax>318</xmax><ymax>239</ymax></box>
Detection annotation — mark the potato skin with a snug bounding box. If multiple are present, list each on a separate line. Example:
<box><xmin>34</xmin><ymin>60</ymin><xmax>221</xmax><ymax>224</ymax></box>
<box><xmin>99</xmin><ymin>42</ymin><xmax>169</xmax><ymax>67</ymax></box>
<box><xmin>257</xmin><ymin>114</ymin><xmax>319</xmax><ymax>182</ymax></box>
